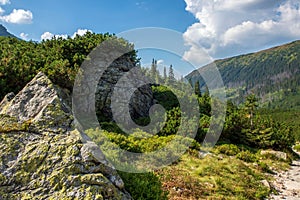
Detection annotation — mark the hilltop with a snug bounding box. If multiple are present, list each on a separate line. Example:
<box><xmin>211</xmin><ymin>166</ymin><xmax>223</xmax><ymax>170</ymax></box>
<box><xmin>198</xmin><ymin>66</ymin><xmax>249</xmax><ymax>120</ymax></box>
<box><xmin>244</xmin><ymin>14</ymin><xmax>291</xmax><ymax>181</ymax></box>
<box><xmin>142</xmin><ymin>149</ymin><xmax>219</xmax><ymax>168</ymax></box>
<box><xmin>0</xmin><ymin>25</ymin><xmax>17</xmax><ymax>38</ymax></box>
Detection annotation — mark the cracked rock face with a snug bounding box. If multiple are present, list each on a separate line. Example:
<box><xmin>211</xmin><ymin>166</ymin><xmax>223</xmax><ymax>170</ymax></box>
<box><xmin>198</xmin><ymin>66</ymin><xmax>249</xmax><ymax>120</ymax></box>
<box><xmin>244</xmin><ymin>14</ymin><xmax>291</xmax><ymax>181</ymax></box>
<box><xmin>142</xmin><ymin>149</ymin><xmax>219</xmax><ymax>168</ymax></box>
<box><xmin>95</xmin><ymin>59</ymin><xmax>154</xmax><ymax>121</ymax></box>
<box><xmin>0</xmin><ymin>72</ymin><xmax>132</xmax><ymax>199</ymax></box>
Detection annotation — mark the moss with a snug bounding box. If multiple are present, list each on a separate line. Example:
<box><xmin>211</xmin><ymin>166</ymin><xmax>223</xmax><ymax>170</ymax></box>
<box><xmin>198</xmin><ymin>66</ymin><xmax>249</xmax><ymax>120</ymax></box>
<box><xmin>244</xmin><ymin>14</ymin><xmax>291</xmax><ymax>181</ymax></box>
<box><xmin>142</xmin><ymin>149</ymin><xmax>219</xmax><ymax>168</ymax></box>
<box><xmin>0</xmin><ymin>173</ymin><xmax>6</xmax><ymax>183</ymax></box>
<box><xmin>21</xmin><ymin>193</ymin><xmax>34</xmax><ymax>199</ymax></box>
<box><xmin>0</xmin><ymin>121</ymin><xmax>128</xmax><ymax>199</ymax></box>
<box><xmin>15</xmin><ymin>169</ymin><xmax>31</xmax><ymax>185</ymax></box>
<box><xmin>80</xmin><ymin>174</ymin><xmax>108</xmax><ymax>185</ymax></box>
<box><xmin>29</xmin><ymin>97</ymin><xmax>73</xmax><ymax>133</ymax></box>
<box><xmin>0</xmin><ymin>114</ymin><xmax>29</xmax><ymax>132</ymax></box>
<box><xmin>95</xmin><ymin>194</ymin><xmax>104</xmax><ymax>200</ymax></box>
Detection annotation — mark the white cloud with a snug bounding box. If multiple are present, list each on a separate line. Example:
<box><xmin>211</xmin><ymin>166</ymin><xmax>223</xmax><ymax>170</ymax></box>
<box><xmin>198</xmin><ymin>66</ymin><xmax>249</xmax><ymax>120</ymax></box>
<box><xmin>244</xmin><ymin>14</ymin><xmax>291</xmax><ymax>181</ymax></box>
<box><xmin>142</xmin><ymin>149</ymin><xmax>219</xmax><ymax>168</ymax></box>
<box><xmin>183</xmin><ymin>0</ymin><xmax>300</xmax><ymax>66</ymax></box>
<box><xmin>72</xmin><ymin>29</ymin><xmax>91</xmax><ymax>38</ymax></box>
<box><xmin>41</xmin><ymin>32</ymin><xmax>54</xmax><ymax>40</ymax></box>
<box><xmin>41</xmin><ymin>31</ymin><xmax>68</xmax><ymax>40</ymax></box>
<box><xmin>0</xmin><ymin>9</ymin><xmax>33</xmax><ymax>24</ymax></box>
<box><xmin>157</xmin><ymin>59</ymin><xmax>164</xmax><ymax>65</ymax></box>
<box><xmin>20</xmin><ymin>32</ymin><xmax>29</xmax><ymax>40</ymax></box>
<box><xmin>0</xmin><ymin>0</ymin><xmax>10</xmax><ymax>5</ymax></box>
<box><xmin>41</xmin><ymin>29</ymin><xmax>93</xmax><ymax>41</ymax></box>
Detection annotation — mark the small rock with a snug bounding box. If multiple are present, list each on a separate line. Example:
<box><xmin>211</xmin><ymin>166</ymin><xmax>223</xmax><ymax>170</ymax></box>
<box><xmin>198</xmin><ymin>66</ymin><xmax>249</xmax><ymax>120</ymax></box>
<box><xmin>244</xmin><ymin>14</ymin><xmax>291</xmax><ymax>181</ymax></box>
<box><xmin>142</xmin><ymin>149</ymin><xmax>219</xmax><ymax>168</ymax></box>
<box><xmin>261</xmin><ymin>150</ymin><xmax>287</xmax><ymax>161</ymax></box>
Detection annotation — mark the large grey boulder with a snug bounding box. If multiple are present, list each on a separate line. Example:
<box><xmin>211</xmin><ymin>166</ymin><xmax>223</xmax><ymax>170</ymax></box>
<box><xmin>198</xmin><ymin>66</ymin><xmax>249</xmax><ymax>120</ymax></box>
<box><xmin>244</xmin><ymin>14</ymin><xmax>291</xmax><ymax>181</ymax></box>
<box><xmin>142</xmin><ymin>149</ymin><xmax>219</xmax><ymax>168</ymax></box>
<box><xmin>0</xmin><ymin>72</ymin><xmax>132</xmax><ymax>199</ymax></box>
<box><xmin>95</xmin><ymin>57</ymin><xmax>154</xmax><ymax>121</ymax></box>
<box><xmin>0</xmin><ymin>72</ymin><xmax>73</xmax><ymax>132</ymax></box>
<box><xmin>72</xmin><ymin>40</ymin><xmax>154</xmax><ymax>125</ymax></box>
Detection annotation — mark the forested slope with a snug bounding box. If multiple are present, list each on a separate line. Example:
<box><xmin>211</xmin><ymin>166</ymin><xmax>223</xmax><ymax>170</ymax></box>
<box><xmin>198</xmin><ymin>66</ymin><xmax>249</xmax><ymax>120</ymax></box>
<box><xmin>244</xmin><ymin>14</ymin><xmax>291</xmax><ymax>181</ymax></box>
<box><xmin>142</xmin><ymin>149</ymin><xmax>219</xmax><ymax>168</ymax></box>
<box><xmin>186</xmin><ymin>40</ymin><xmax>300</xmax><ymax>108</ymax></box>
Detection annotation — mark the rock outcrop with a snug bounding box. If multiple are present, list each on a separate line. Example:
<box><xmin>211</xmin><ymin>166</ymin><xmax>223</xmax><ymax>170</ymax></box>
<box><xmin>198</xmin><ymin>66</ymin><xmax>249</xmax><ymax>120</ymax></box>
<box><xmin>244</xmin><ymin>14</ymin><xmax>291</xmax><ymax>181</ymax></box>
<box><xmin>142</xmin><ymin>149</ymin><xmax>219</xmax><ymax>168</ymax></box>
<box><xmin>72</xmin><ymin>41</ymin><xmax>154</xmax><ymax>123</ymax></box>
<box><xmin>95</xmin><ymin>57</ymin><xmax>154</xmax><ymax>121</ymax></box>
<box><xmin>0</xmin><ymin>72</ymin><xmax>132</xmax><ymax>199</ymax></box>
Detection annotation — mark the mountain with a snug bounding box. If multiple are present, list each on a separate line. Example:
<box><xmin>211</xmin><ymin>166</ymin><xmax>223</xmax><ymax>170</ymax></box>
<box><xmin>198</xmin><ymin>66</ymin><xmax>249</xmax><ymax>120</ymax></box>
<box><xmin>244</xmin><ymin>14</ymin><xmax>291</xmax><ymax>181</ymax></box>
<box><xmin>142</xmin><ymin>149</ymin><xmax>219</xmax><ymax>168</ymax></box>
<box><xmin>0</xmin><ymin>24</ymin><xmax>17</xmax><ymax>38</ymax></box>
<box><xmin>186</xmin><ymin>40</ymin><xmax>300</xmax><ymax>109</ymax></box>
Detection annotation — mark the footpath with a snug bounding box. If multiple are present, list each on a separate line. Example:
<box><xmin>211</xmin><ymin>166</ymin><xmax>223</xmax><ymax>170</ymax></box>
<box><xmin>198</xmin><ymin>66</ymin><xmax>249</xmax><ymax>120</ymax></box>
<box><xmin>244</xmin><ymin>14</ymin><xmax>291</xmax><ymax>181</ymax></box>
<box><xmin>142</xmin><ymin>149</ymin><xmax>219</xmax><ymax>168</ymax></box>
<box><xmin>270</xmin><ymin>150</ymin><xmax>300</xmax><ymax>200</ymax></box>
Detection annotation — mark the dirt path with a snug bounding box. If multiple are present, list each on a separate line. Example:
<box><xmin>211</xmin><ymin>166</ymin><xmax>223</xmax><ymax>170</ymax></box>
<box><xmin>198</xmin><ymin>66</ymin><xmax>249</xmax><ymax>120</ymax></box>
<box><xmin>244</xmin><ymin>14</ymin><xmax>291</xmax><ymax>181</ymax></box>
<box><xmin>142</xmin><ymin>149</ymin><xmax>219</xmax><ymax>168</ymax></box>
<box><xmin>270</xmin><ymin>159</ymin><xmax>300</xmax><ymax>200</ymax></box>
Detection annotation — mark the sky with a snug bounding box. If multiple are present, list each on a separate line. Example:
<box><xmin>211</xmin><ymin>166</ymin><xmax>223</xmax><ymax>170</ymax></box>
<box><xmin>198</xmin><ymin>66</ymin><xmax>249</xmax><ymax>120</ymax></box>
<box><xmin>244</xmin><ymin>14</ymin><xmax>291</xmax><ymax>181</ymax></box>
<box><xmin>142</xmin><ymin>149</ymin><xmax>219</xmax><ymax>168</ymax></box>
<box><xmin>1</xmin><ymin>0</ymin><xmax>300</xmax><ymax>72</ymax></box>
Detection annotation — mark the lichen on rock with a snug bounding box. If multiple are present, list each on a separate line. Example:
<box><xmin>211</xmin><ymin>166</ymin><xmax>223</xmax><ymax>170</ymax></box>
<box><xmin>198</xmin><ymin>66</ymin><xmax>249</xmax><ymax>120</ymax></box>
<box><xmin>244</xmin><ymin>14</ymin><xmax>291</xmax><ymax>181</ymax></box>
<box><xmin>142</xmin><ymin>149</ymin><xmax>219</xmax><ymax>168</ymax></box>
<box><xmin>0</xmin><ymin>72</ymin><xmax>132</xmax><ymax>199</ymax></box>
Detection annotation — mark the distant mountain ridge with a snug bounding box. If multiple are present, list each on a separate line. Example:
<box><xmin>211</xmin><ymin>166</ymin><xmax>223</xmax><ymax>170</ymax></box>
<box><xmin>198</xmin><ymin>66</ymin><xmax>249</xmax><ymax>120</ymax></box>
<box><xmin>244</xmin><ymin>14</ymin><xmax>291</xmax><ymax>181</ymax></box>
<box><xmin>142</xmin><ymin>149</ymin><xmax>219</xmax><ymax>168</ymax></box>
<box><xmin>0</xmin><ymin>24</ymin><xmax>17</xmax><ymax>38</ymax></box>
<box><xmin>186</xmin><ymin>40</ymin><xmax>300</xmax><ymax>109</ymax></box>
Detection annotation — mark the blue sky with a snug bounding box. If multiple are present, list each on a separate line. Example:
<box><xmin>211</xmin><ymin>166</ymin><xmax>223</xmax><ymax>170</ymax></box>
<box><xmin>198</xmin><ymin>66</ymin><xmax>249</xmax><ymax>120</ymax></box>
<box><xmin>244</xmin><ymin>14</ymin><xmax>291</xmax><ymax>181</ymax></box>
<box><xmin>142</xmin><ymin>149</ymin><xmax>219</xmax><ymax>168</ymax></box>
<box><xmin>1</xmin><ymin>0</ymin><xmax>300</xmax><ymax>73</ymax></box>
<box><xmin>1</xmin><ymin>0</ymin><xmax>195</xmax><ymax>40</ymax></box>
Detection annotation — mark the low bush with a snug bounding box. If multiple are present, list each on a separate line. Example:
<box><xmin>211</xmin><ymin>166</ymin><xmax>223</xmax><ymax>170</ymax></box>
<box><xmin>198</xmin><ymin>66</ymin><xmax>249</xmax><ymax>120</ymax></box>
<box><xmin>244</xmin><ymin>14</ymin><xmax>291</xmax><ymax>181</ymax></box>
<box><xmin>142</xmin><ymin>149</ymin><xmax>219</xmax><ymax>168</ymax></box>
<box><xmin>215</xmin><ymin>144</ymin><xmax>240</xmax><ymax>156</ymax></box>
<box><xmin>236</xmin><ymin>151</ymin><xmax>258</xmax><ymax>163</ymax></box>
<box><xmin>294</xmin><ymin>144</ymin><xmax>300</xmax><ymax>152</ymax></box>
<box><xmin>118</xmin><ymin>171</ymin><xmax>168</xmax><ymax>200</ymax></box>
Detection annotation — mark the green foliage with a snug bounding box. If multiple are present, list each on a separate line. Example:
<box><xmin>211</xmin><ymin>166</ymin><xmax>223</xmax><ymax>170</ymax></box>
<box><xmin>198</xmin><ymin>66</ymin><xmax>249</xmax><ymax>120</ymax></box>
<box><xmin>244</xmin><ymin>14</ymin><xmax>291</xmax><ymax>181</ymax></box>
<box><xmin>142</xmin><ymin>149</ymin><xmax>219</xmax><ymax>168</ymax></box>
<box><xmin>257</xmin><ymin>162</ymin><xmax>274</xmax><ymax>174</ymax></box>
<box><xmin>152</xmin><ymin>85</ymin><xmax>180</xmax><ymax>110</ymax></box>
<box><xmin>99</xmin><ymin>122</ymin><xmax>125</xmax><ymax>134</ymax></box>
<box><xmin>236</xmin><ymin>151</ymin><xmax>258</xmax><ymax>163</ymax></box>
<box><xmin>194</xmin><ymin>80</ymin><xmax>201</xmax><ymax>97</ymax></box>
<box><xmin>215</xmin><ymin>144</ymin><xmax>241</xmax><ymax>156</ymax></box>
<box><xmin>244</xmin><ymin>94</ymin><xmax>259</xmax><ymax>128</ymax></box>
<box><xmin>262</xmin><ymin>109</ymin><xmax>300</xmax><ymax>141</ymax></box>
<box><xmin>158</xmin><ymin>107</ymin><xmax>181</xmax><ymax>136</ymax></box>
<box><xmin>221</xmin><ymin>95</ymin><xmax>295</xmax><ymax>151</ymax></box>
<box><xmin>118</xmin><ymin>171</ymin><xmax>168</xmax><ymax>200</ymax></box>
<box><xmin>86</xmin><ymin>128</ymin><xmax>198</xmax><ymax>155</ymax></box>
<box><xmin>294</xmin><ymin>144</ymin><xmax>300</xmax><ymax>152</ymax></box>
<box><xmin>0</xmin><ymin>33</ymin><xmax>138</xmax><ymax>99</ymax></box>
<box><xmin>167</xmin><ymin>65</ymin><xmax>175</xmax><ymax>85</ymax></box>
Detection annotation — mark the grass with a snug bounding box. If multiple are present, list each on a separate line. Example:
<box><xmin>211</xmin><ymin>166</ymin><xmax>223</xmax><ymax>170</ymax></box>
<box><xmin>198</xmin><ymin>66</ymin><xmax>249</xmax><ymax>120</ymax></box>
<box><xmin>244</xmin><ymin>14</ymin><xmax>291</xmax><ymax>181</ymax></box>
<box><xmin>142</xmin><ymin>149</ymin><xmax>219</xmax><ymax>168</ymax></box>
<box><xmin>156</xmin><ymin>146</ymin><xmax>290</xmax><ymax>200</ymax></box>
<box><xmin>86</xmin><ymin>128</ymin><xmax>291</xmax><ymax>199</ymax></box>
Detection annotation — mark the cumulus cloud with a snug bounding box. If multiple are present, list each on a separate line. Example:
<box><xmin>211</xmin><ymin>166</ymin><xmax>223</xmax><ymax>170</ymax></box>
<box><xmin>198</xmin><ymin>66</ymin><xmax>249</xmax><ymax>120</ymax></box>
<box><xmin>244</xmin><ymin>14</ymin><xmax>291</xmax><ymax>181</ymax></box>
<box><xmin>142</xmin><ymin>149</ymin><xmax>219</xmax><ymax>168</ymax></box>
<box><xmin>41</xmin><ymin>29</ymin><xmax>92</xmax><ymax>41</ymax></box>
<box><xmin>72</xmin><ymin>29</ymin><xmax>92</xmax><ymax>38</ymax></box>
<box><xmin>41</xmin><ymin>32</ymin><xmax>68</xmax><ymax>40</ymax></box>
<box><xmin>0</xmin><ymin>9</ymin><xmax>33</xmax><ymax>24</ymax></box>
<box><xmin>20</xmin><ymin>32</ymin><xmax>29</xmax><ymax>40</ymax></box>
<box><xmin>183</xmin><ymin>0</ymin><xmax>300</xmax><ymax>66</ymax></box>
<box><xmin>0</xmin><ymin>0</ymin><xmax>10</xmax><ymax>5</ymax></box>
<box><xmin>41</xmin><ymin>32</ymin><xmax>54</xmax><ymax>40</ymax></box>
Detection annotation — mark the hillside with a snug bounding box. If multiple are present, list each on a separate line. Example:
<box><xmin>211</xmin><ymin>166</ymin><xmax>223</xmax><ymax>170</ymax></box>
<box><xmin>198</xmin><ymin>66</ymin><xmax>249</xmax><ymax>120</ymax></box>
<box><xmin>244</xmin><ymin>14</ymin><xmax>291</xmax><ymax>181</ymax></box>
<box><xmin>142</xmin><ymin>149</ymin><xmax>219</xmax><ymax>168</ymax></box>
<box><xmin>0</xmin><ymin>25</ymin><xmax>17</xmax><ymax>38</ymax></box>
<box><xmin>186</xmin><ymin>40</ymin><xmax>300</xmax><ymax>108</ymax></box>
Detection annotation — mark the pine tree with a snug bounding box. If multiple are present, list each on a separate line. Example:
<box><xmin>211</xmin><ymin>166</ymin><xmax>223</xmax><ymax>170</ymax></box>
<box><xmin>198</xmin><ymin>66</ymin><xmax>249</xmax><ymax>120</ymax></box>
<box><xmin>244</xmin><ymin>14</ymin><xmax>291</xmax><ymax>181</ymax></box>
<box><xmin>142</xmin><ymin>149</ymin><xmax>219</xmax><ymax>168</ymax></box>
<box><xmin>167</xmin><ymin>65</ymin><xmax>175</xmax><ymax>85</ymax></box>
<box><xmin>244</xmin><ymin>94</ymin><xmax>259</xmax><ymax>129</ymax></box>
<box><xmin>194</xmin><ymin>80</ymin><xmax>201</xmax><ymax>97</ymax></box>
<box><xmin>150</xmin><ymin>59</ymin><xmax>157</xmax><ymax>80</ymax></box>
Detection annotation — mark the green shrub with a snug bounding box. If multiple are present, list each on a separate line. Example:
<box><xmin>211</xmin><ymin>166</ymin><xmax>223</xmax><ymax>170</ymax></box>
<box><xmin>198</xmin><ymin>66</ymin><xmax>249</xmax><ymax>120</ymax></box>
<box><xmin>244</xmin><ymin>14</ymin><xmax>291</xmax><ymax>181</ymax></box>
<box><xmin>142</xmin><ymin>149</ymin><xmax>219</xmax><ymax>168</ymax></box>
<box><xmin>294</xmin><ymin>144</ymin><xmax>300</xmax><ymax>152</ymax></box>
<box><xmin>215</xmin><ymin>144</ymin><xmax>240</xmax><ymax>156</ymax></box>
<box><xmin>236</xmin><ymin>151</ymin><xmax>257</xmax><ymax>163</ymax></box>
<box><xmin>118</xmin><ymin>171</ymin><xmax>168</xmax><ymax>200</ymax></box>
<box><xmin>258</xmin><ymin>162</ymin><xmax>274</xmax><ymax>174</ymax></box>
<box><xmin>99</xmin><ymin>122</ymin><xmax>125</xmax><ymax>134</ymax></box>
